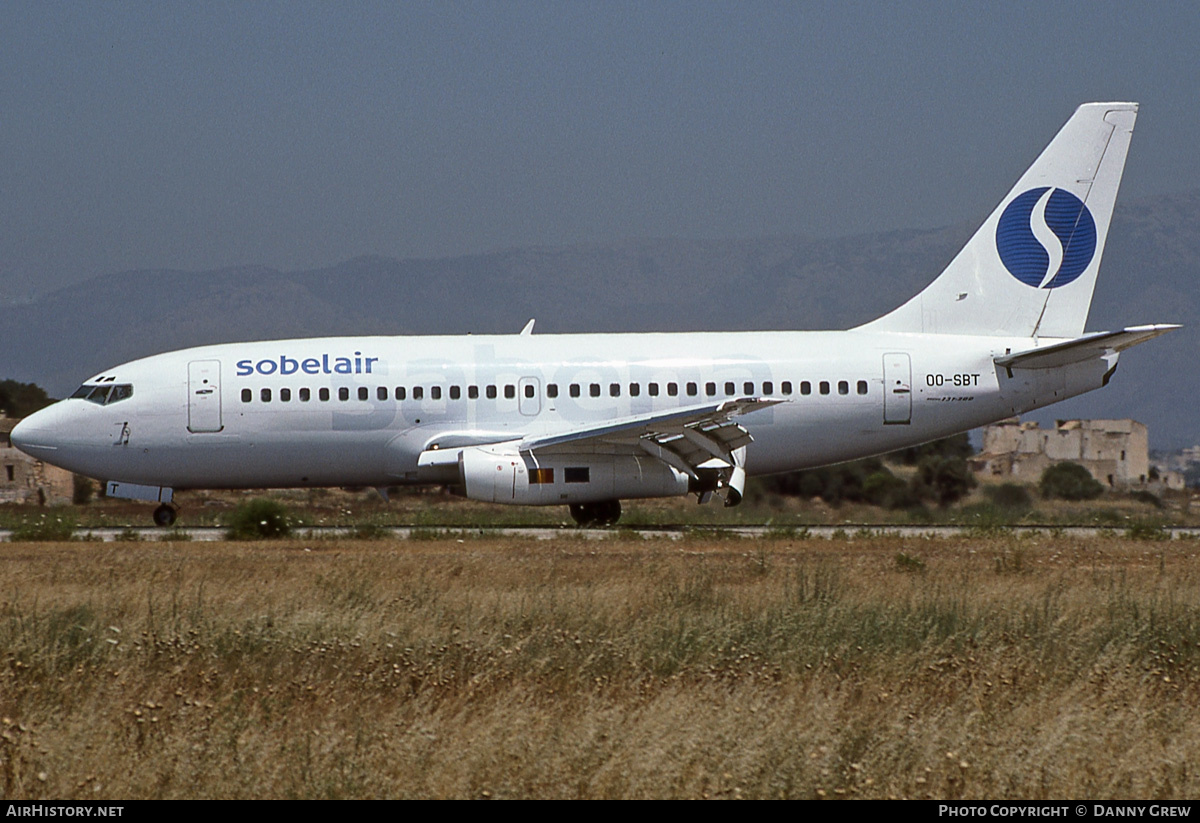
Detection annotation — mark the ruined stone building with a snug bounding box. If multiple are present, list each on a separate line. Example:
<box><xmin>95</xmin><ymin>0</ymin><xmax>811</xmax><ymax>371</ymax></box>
<box><xmin>970</xmin><ymin>418</ymin><xmax>1155</xmax><ymax>489</ymax></box>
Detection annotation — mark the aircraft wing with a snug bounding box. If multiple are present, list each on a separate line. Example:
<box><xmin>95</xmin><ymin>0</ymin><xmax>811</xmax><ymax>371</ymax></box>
<box><xmin>994</xmin><ymin>324</ymin><xmax>1181</xmax><ymax>371</ymax></box>
<box><xmin>519</xmin><ymin>397</ymin><xmax>784</xmax><ymax>479</ymax></box>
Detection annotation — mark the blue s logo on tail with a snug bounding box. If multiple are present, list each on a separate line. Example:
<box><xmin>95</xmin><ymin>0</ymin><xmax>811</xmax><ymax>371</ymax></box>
<box><xmin>996</xmin><ymin>187</ymin><xmax>1097</xmax><ymax>289</ymax></box>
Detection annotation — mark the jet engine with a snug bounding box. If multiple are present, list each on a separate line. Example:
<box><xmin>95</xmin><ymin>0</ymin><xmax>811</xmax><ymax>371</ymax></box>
<box><xmin>456</xmin><ymin>444</ymin><xmax>688</xmax><ymax>505</ymax></box>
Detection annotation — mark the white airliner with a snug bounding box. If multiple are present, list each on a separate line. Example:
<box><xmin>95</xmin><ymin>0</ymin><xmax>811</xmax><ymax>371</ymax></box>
<box><xmin>12</xmin><ymin>102</ymin><xmax>1178</xmax><ymax>526</ymax></box>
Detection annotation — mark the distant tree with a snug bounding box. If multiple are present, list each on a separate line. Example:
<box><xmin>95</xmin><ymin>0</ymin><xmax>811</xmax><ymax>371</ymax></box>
<box><xmin>0</xmin><ymin>380</ymin><xmax>54</xmax><ymax>418</ymax></box>
<box><xmin>862</xmin><ymin>470</ymin><xmax>922</xmax><ymax>510</ymax></box>
<box><xmin>1039</xmin><ymin>462</ymin><xmax>1104</xmax><ymax>501</ymax></box>
<box><xmin>887</xmin><ymin>433</ymin><xmax>974</xmax><ymax>466</ymax></box>
<box><xmin>760</xmin><ymin>458</ymin><xmax>886</xmax><ymax>505</ymax></box>
<box><xmin>912</xmin><ymin>455</ymin><xmax>976</xmax><ymax>506</ymax></box>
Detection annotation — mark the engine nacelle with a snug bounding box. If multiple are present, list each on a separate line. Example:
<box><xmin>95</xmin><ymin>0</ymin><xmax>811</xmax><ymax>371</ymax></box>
<box><xmin>458</xmin><ymin>445</ymin><xmax>689</xmax><ymax>505</ymax></box>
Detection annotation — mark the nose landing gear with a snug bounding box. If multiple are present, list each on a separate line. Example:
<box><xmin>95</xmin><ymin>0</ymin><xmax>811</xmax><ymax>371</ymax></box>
<box><xmin>152</xmin><ymin>503</ymin><xmax>178</xmax><ymax>527</ymax></box>
<box><xmin>104</xmin><ymin>482</ymin><xmax>177</xmax><ymax>527</ymax></box>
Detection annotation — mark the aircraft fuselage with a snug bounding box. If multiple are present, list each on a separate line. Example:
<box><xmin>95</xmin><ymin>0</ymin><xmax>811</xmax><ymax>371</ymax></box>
<box><xmin>15</xmin><ymin>329</ymin><xmax>1108</xmax><ymax>490</ymax></box>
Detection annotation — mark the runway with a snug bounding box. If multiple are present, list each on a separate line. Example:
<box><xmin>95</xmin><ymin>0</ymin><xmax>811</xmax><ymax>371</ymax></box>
<box><xmin>3</xmin><ymin>524</ymin><xmax>1198</xmax><ymax>542</ymax></box>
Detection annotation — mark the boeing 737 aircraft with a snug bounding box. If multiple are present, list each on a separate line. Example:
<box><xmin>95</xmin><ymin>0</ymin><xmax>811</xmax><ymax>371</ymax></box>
<box><xmin>12</xmin><ymin>102</ymin><xmax>1178</xmax><ymax>526</ymax></box>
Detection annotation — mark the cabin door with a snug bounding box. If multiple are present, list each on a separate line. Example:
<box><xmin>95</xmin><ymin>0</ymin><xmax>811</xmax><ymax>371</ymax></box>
<box><xmin>188</xmin><ymin>360</ymin><xmax>224</xmax><ymax>433</ymax></box>
<box><xmin>883</xmin><ymin>353</ymin><xmax>912</xmax><ymax>425</ymax></box>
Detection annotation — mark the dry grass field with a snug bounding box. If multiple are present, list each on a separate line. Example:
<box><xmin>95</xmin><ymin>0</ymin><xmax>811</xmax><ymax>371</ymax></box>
<box><xmin>2</xmin><ymin>532</ymin><xmax>1200</xmax><ymax>799</ymax></box>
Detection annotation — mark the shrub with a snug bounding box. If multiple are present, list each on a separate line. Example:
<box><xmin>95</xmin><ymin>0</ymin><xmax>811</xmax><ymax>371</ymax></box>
<box><xmin>351</xmin><ymin>523</ymin><xmax>392</xmax><ymax>540</ymax></box>
<box><xmin>72</xmin><ymin>474</ymin><xmax>95</xmax><ymax>505</ymax></box>
<box><xmin>984</xmin><ymin>483</ymin><xmax>1033</xmax><ymax>511</ymax></box>
<box><xmin>226</xmin><ymin>499</ymin><xmax>293</xmax><ymax>540</ymax></box>
<box><xmin>1125</xmin><ymin>519</ymin><xmax>1169</xmax><ymax>541</ymax></box>
<box><xmin>11</xmin><ymin>513</ymin><xmax>76</xmax><ymax>542</ymax></box>
<box><xmin>1039</xmin><ymin>462</ymin><xmax>1104</xmax><ymax>501</ymax></box>
<box><xmin>1129</xmin><ymin>489</ymin><xmax>1162</xmax><ymax>508</ymax></box>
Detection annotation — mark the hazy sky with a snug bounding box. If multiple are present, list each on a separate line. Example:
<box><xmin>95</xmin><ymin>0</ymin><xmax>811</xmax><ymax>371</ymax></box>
<box><xmin>3</xmin><ymin>1</ymin><xmax>1198</xmax><ymax>297</ymax></box>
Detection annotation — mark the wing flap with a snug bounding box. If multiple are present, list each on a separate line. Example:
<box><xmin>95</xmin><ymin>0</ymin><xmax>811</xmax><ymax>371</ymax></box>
<box><xmin>519</xmin><ymin>397</ymin><xmax>782</xmax><ymax>453</ymax></box>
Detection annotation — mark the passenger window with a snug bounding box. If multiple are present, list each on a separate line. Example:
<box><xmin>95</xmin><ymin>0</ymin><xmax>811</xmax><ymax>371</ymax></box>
<box><xmin>281</xmin><ymin>388</ymin><xmax>291</xmax><ymax>402</ymax></box>
<box><xmin>261</xmin><ymin>388</ymin><xmax>272</xmax><ymax>402</ymax></box>
<box><xmin>629</xmin><ymin>383</ymin><xmax>640</xmax><ymax>397</ymax></box>
<box><xmin>668</xmin><ymin>382</ymin><xmax>678</xmax><ymax>397</ymax></box>
<box><xmin>450</xmin><ymin>385</ymin><xmax>461</xmax><ymax>400</ymax></box>
<box><xmin>725</xmin><ymin>382</ymin><xmax>736</xmax><ymax>396</ymax></box>
<box><xmin>431</xmin><ymin>386</ymin><xmax>442</xmax><ymax>400</ymax></box>
<box><xmin>300</xmin><ymin>388</ymin><xmax>311</xmax><ymax>402</ymax></box>
<box><xmin>744</xmin><ymin>382</ymin><xmax>754</xmax><ymax>395</ymax></box>
<box><xmin>547</xmin><ymin>384</ymin><xmax>558</xmax><ymax>399</ymax></box>
<box><xmin>241</xmin><ymin>388</ymin><xmax>252</xmax><ymax>403</ymax></box>
<box><xmin>505</xmin><ymin>385</ymin><xmax>515</xmax><ymax>399</ymax></box>
<box><xmin>706</xmin><ymin>382</ymin><xmax>716</xmax><ymax>397</ymax></box>
<box><xmin>819</xmin><ymin>381</ymin><xmax>830</xmax><ymax>395</ymax></box>
<box><xmin>359</xmin><ymin>387</ymin><xmax>369</xmax><ymax>401</ymax></box>
<box><xmin>394</xmin><ymin>387</ymin><xmax>406</xmax><ymax>400</ymax></box>
<box><xmin>486</xmin><ymin>385</ymin><xmax>497</xmax><ymax>399</ymax></box>
<box><xmin>338</xmin><ymin>387</ymin><xmax>349</xmax><ymax>401</ymax></box>
<box><xmin>686</xmin><ymin>382</ymin><xmax>697</xmax><ymax>396</ymax></box>
<box><xmin>413</xmin><ymin>387</ymin><xmax>424</xmax><ymax>400</ymax></box>
<box><xmin>800</xmin><ymin>381</ymin><xmax>811</xmax><ymax>396</ymax></box>
<box><xmin>838</xmin><ymin>380</ymin><xmax>849</xmax><ymax>395</ymax></box>
<box><xmin>857</xmin><ymin>380</ymin><xmax>868</xmax><ymax>395</ymax></box>
<box><xmin>570</xmin><ymin>384</ymin><xmax>580</xmax><ymax>398</ymax></box>
<box><xmin>649</xmin><ymin>383</ymin><xmax>659</xmax><ymax>396</ymax></box>
<box><xmin>319</xmin><ymin>388</ymin><xmax>330</xmax><ymax>401</ymax></box>
<box><xmin>782</xmin><ymin>381</ymin><xmax>792</xmax><ymax>395</ymax></box>
<box><xmin>468</xmin><ymin>385</ymin><xmax>479</xmax><ymax>399</ymax></box>
<box><xmin>524</xmin><ymin>384</ymin><xmax>535</xmax><ymax>398</ymax></box>
<box><xmin>763</xmin><ymin>381</ymin><xmax>774</xmax><ymax>395</ymax></box>
<box><xmin>610</xmin><ymin>383</ymin><xmax>620</xmax><ymax>397</ymax></box>
<box><xmin>590</xmin><ymin>384</ymin><xmax>600</xmax><ymax>397</ymax></box>
<box><xmin>377</xmin><ymin>387</ymin><xmax>387</xmax><ymax>401</ymax></box>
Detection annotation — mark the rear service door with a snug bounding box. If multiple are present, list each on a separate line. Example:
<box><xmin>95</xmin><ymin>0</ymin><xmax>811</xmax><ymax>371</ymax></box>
<box><xmin>883</xmin><ymin>353</ymin><xmax>912</xmax><ymax>425</ymax></box>
<box><xmin>188</xmin><ymin>360</ymin><xmax>223</xmax><ymax>433</ymax></box>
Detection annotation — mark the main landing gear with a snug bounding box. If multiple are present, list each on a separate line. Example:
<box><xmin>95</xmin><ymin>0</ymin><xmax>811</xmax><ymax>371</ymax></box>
<box><xmin>568</xmin><ymin>500</ymin><xmax>622</xmax><ymax>527</ymax></box>
<box><xmin>153</xmin><ymin>504</ymin><xmax>179</xmax><ymax>527</ymax></box>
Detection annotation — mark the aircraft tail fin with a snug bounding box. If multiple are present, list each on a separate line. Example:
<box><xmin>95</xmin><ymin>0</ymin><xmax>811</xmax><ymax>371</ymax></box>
<box><xmin>858</xmin><ymin>102</ymin><xmax>1138</xmax><ymax>339</ymax></box>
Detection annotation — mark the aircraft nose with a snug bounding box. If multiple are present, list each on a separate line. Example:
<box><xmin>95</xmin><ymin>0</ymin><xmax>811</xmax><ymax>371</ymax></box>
<box><xmin>10</xmin><ymin>406</ymin><xmax>64</xmax><ymax>456</ymax></box>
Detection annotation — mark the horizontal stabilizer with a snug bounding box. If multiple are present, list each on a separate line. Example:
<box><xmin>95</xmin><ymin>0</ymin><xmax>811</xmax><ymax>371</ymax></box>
<box><xmin>994</xmin><ymin>324</ymin><xmax>1181</xmax><ymax>371</ymax></box>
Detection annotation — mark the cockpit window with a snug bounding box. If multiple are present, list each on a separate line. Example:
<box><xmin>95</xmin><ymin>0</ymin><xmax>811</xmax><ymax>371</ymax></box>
<box><xmin>86</xmin><ymin>386</ymin><xmax>112</xmax><ymax>404</ymax></box>
<box><xmin>72</xmin><ymin>383</ymin><xmax>134</xmax><ymax>406</ymax></box>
